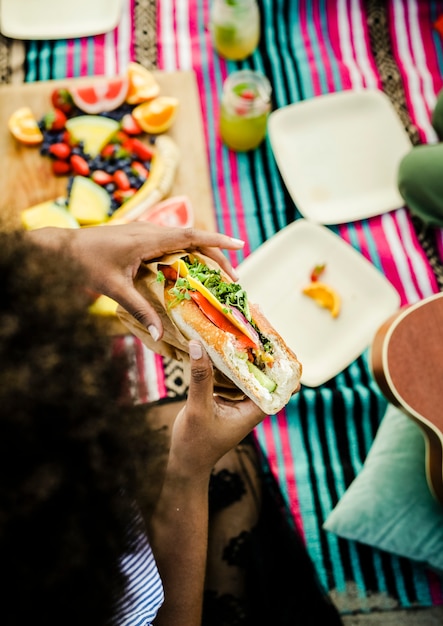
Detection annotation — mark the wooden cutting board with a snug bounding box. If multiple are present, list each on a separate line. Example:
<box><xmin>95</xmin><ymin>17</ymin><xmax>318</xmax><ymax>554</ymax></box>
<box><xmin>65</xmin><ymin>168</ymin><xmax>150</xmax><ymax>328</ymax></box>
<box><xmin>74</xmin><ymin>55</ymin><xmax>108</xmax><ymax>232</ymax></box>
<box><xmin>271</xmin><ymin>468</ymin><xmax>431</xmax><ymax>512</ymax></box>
<box><xmin>0</xmin><ymin>70</ymin><xmax>216</xmax><ymax>232</ymax></box>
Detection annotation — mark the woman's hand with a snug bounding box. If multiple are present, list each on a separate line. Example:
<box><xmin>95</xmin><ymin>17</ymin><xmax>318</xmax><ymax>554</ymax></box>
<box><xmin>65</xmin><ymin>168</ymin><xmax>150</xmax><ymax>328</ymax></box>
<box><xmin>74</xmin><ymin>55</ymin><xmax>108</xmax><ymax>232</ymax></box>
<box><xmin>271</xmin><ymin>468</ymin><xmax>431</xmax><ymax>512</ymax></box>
<box><xmin>168</xmin><ymin>340</ymin><xmax>266</xmax><ymax>478</ymax></box>
<box><xmin>27</xmin><ymin>222</ymin><xmax>244</xmax><ymax>340</ymax></box>
<box><xmin>150</xmin><ymin>341</ymin><xmax>265</xmax><ymax>626</ymax></box>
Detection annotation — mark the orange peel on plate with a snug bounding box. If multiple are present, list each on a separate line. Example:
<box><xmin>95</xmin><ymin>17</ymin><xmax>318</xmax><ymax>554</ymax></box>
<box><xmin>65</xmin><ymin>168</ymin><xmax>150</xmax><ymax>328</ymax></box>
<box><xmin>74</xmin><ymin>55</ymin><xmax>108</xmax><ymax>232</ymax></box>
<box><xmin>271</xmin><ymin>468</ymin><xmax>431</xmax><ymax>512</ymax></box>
<box><xmin>302</xmin><ymin>281</ymin><xmax>341</xmax><ymax>318</ymax></box>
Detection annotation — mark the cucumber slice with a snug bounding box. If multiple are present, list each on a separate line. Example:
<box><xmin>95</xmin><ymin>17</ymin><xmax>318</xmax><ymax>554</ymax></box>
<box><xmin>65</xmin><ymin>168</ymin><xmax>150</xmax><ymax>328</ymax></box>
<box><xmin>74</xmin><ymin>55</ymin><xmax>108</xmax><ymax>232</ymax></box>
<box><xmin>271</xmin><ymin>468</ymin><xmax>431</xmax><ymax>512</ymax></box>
<box><xmin>246</xmin><ymin>361</ymin><xmax>276</xmax><ymax>392</ymax></box>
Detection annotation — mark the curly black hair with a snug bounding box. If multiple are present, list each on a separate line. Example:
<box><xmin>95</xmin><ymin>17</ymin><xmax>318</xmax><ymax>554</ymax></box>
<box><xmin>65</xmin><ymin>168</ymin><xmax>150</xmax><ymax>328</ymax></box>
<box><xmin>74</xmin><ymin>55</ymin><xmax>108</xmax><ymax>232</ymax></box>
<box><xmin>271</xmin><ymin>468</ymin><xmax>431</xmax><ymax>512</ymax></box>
<box><xmin>0</xmin><ymin>229</ymin><xmax>165</xmax><ymax>626</ymax></box>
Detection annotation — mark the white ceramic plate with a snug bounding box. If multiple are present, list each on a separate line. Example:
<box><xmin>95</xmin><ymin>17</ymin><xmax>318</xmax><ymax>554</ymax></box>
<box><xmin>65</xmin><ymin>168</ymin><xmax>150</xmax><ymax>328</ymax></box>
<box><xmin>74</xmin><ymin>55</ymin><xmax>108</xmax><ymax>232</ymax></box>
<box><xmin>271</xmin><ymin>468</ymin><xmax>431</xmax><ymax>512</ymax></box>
<box><xmin>237</xmin><ymin>219</ymin><xmax>400</xmax><ymax>387</ymax></box>
<box><xmin>0</xmin><ymin>0</ymin><xmax>123</xmax><ymax>40</ymax></box>
<box><xmin>268</xmin><ymin>89</ymin><xmax>412</xmax><ymax>225</ymax></box>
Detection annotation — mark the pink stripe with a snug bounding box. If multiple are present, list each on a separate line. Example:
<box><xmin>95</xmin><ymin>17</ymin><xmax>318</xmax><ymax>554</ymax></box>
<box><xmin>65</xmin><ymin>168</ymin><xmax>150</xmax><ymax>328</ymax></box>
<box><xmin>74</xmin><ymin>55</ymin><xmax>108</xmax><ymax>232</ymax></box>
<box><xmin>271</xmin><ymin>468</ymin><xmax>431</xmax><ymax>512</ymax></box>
<box><xmin>415</xmin><ymin>1</ymin><xmax>443</xmax><ymax>98</ymax></box>
<box><xmin>113</xmin><ymin>22</ymin><xmax>120</xmax><ymax>73</ymax></box>
<box><xmin>427</xmin><ymin>569</ymin><xmax>443</xmax><ymax>604</ymax></box>
<box><xmin>80</xmin><ymin>38</ymin><xmax>89</xmax><ymax>76</ymax></box>
<box><xmin>388</xmin><ymin>1</ymin><xmax>429</xmax><ymax>143</ymax></box>
<box><xmin>111</xmin><ymin>336</ymin><xmax>132</xmax><ymax>401</ymax></box>
<box><xmin>157</xmin><ymin>0</ymin><xmax>164</xmax><ymax>67</ymax></box>
<box><xmin>173</xmin><ymin>1</ymin><xmax>181</xmax><ymax>70</ymax></box>
<box><xmin>188</xmin><ymin>0</ymin><xmax>250</xmax><ymax>255</ymax></box>
<box><xmin>187</xmin><ymin>2</ymin><xmax>251</xmax><ymax>259</ymax></box>
<box><xmin>359</xmin><ymin>0</ymin><xmax>383</xmax><ymax>89</ymax></box>
<box><xmin>134</xmin><ymin>338</ymin><xmax>149</xmax><ymax>404</ymax></box>
<box><xmin>155</xmin><ymin>354</ymin><xmax>167</xmax><ymax>397</ymax></box>
<box><xmin>65</xmin><ymin>40</ymin><xmax>75</xmax><ymax>78</ymax></box>
<box><xmin>256</xmin><ymin>414</ymin><xmax>305</xmax><ymax>538</ymax></box>
<box><xmin>324</xmin><ymin>1</ymin><xmax>352</xmax><ymax>89</ymax></box>
<box><xmin>158</xmin><ymin>0</ymin><xmax>253</xmax><ymax>261</ymax></box>
<box><xmin>129</xmin><ymin>0</ymin><xmax>137</xmax><ymax>62</ymax></box>
<box><xmin>338</xmin><ymin>219</ymin><xmax>409</xmax><ymax>304</ymax></box>
<box><xmin>93</xmin><ymin>34</ymin><xmax>106</xmax><ymax>75</ymax></box>
<box><xmin>276</xmin><ymin>411</ymin><xmax>305</xmax><ymax>536</ymax></box>
<box><xmin>312</xmin><ymin>1</ymin><xmax>339</xmax><ymax>93</ymax></box>
<box><xmin>391</xmin><ymin>213</ymin><xmax>436</xmax><ymax>299</ymax></box>
<box><xmin>299</xmin><ymin>1</ymin><xmax>322</xmax><ymax>95</ymax></box>
<box><xmin>437</xmin><ymin>229</ymin><xmax>443</xmax><ymax>259</ymax></box>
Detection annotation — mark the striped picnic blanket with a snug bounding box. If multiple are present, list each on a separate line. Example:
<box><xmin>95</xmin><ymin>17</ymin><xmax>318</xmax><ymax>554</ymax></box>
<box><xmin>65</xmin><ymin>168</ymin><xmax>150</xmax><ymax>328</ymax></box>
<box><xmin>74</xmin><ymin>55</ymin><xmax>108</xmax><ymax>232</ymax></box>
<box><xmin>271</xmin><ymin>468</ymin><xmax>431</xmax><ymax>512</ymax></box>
<box><xmin>156</xmin><ymin>0</ymin><xmax>443</xmax><ymax>615</ymax></box>
<box><xmin>3</xmin><ymin>0</ymin><xmax>443</xmax><ymax>615</ymax></box>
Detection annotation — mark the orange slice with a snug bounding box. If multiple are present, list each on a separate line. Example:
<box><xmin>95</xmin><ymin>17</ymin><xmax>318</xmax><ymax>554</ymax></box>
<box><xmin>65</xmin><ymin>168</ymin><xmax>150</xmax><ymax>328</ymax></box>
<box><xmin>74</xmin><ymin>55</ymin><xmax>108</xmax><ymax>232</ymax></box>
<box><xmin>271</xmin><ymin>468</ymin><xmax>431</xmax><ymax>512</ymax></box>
<box><xmin>126</xmin><ymin>62</ymin><xmax>161</xmax><ymax>105</ymax></box>
<box><xmin>132</xmin><ymin>96</ymin><xmax>179</xmax><ymax>134</ymax></box>
<box><xmin>302</xmin><ymin>281</ymin><xmax>341</xmax><ymax>318</ymax></box>
<box><xmin>8</xmin><ymin>107</ymin><xmax>43</xmax><ymax>145</ymax></box>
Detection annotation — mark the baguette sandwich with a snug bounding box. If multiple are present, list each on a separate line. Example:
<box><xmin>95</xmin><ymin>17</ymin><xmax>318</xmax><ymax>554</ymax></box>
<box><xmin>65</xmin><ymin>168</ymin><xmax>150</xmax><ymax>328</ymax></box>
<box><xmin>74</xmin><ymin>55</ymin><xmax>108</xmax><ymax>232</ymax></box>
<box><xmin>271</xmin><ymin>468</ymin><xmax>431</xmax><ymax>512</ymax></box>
<box><xmin>118</xmin><ymin>251</ymin><xmax>302</xmax><ymax>414</ymax></box>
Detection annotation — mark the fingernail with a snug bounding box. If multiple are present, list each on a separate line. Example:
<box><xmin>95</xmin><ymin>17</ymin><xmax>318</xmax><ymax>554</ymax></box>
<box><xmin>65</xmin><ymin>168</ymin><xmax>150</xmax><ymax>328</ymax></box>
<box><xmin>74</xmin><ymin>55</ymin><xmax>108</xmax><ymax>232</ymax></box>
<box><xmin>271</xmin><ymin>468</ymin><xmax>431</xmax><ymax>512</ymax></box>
<box><xmin>189</xmin><ymin>340</ymin><xmax>202</xmax><ymax>360</ymax></box>
<box><xmin>231</xmin><ymin>267</ymin><xmax>240</xmax><ymax>281</ymax></box>
<box><xmin>230</xmin><ymin>237</ymin><xmax>245</xmax><ymax>246</ymax></box>
<box><xmin>148</xmin><ymin>325</ymin><xmax>160</xmax><ymax>341</ymax></box>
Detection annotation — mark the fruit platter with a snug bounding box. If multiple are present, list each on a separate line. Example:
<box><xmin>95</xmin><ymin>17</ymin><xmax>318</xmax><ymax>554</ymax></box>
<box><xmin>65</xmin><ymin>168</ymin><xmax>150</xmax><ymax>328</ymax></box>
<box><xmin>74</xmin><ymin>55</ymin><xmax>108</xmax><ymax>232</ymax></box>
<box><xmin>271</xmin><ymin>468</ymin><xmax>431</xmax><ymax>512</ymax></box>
<box><xmin>0</xmin><ymin>66</ymin><xmax>215</xmax><ymax>233</ymax></box>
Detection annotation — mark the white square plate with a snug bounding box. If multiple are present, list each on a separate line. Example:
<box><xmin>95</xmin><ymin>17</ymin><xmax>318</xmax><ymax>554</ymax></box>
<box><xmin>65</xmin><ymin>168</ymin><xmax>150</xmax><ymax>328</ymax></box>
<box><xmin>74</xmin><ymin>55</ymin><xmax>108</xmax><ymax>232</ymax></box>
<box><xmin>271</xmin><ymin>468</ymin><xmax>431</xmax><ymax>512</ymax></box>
<box><xmin>268</xmin><ymin>89</ymin><xmax>412</xmax><ymax>225</ymax></box>
<box><xmin>237</xmin><ymin>220</ymin><xmax>400</xmax><ymax>387</ymax></box>
<box><xmin>0</xmin><ymin>0</ymin><xmax>123</xmax><ymax>40</ymax></box>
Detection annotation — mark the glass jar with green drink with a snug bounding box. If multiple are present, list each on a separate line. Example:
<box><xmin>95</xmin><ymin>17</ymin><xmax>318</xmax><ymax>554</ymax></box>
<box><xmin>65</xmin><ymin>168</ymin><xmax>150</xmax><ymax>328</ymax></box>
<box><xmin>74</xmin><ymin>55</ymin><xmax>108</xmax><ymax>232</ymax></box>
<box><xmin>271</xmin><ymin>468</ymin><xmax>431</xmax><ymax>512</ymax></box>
<box><xmin>209</xmin><ymin>0</ymin><xmax>260</xmax><ymax>61</ymax></box>
<box><xmin>219</xmin><ymin>70</ymin><xmax>272</xmax><ymax>152</ymax></box>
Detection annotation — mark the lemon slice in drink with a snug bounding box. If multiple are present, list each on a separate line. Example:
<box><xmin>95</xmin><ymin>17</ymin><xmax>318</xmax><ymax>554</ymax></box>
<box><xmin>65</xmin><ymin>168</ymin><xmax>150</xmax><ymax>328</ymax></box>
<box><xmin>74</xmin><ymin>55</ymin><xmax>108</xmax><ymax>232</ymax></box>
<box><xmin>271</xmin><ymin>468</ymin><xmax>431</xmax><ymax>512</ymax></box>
<box><xmin>302</xmin><ymin>281</ymin><xmax>341</xmax><ymax>318</ymax></box>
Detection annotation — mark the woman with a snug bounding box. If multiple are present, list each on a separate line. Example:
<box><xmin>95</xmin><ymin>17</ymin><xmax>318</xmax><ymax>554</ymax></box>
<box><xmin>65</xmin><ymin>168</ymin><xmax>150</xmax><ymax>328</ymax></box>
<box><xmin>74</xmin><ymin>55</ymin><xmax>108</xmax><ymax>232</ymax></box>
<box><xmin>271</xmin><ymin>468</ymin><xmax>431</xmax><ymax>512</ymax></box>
<box><xmin>4</xmin><ymin>222</ymin><xmax>342</xmax><ymax>625</ymax></box>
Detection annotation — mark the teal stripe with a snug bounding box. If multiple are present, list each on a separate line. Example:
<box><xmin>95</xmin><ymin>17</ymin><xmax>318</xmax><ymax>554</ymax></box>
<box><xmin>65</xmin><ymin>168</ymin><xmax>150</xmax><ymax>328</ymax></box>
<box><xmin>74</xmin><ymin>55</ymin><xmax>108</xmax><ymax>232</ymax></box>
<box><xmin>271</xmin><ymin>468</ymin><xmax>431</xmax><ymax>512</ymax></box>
<box><xmin>317</xmin><ymin>0</ymin><xmax>343</xmax><ymax>92</ymax></box>
<box><xmin>346</xmin><ymin>541</ymin><xmax>370</xmax><ymax>603</ymax></box>
<box><xmin>279</xmin><ymin>392</ymin><xmax>322</xmax><ymax>573</ymax></box>
<box><xmin>355</xmin><ymin>383</ymin><xmax>378</xmax><ymax>460</ymax></box>
<box><xmin>39</xmin><ymin>41</ymin><xmax>52</xmax><ymax>81</ymax></box>
<box><xmin>194</xmin><ymin>7</ymin><xmax>224</xmax><ymax>234</ymax></box>
<box><xmin>305</xmin><ymin>1</ymin><xmax>329</xmax><ymax>94</ymax></box>
<box><xmin>72</xmin><ymin>40</ymin><xmax>82</xmax><ymax>77</ymax></box>
<box><xmin>260</xmin><ymin>0</ymin><xmax>295</xmax><ymax>104</ymax></box>
<box><xmin>390</xmin><ymin>556</ymin><xmax>412</xmax><ymax>606</ymax></box>
<box><xmin>362</xmin><ymin>219</ymin><xmax>384</xmax><ymax>272</ymax></box>
<box><xmin>343</xmin><ymin>386</ymin><xmax>364</xmax><ymax>475</ymax></box>
<box><xmin>300</xmin><ymin>389</ymin><xmax>334</xmax><ymax>587</ymax></box>
<box><xmin>87</xmin><ymin>38</ymin><xmax>96</xmax><ymax>75</ymax></box>
<box><xmin>321</xmin><ymin>389</ymin><xmax>347</xmax><ymax>592</ymax></box>
<box><xmin>264</xmin><ymin>138</ymin><xmax>297</xmax><ymax>229</ymax></box>
<box><xmin>371</xmin><ymin>551</ymin><xmax>389</xmax><ymax>598</ymax></box>
<box><xmin>288</xmin><ymin>0</ymin><xmax>315</xmax><ymax>99</ymax></box>
<box><xmin>52</xmin><ymin>40</ymin><xmax>69</xmax><ymax>79</ymax></box>
<box><xmin>25</xmin><ymin>41</ymin><xmax>38</xmax><ymax>82</ymax></box>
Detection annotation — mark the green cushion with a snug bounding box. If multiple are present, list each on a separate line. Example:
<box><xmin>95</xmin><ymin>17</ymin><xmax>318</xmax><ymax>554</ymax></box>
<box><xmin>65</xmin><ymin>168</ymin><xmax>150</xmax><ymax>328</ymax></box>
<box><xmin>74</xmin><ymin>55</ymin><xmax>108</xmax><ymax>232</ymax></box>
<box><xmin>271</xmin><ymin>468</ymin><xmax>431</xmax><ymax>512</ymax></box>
<box><xmin>323</xmin><ymin>403</ymin><xmax>443</xmax><ymax>571</ymax></box>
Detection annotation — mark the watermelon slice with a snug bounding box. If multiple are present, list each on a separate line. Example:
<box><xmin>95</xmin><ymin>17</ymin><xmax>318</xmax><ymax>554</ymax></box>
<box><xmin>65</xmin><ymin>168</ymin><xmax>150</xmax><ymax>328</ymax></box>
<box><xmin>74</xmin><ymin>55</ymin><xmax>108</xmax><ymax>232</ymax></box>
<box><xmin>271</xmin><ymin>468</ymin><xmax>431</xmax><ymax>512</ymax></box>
<box><xmin>70</xmin><ymin>76</ymin><xmax>129</xmax><ymax>114</ymax></box>
<box><xmin>137</xmin><ymin>195</ymin><xmax>194</xmax><ymax>228</ymax></box>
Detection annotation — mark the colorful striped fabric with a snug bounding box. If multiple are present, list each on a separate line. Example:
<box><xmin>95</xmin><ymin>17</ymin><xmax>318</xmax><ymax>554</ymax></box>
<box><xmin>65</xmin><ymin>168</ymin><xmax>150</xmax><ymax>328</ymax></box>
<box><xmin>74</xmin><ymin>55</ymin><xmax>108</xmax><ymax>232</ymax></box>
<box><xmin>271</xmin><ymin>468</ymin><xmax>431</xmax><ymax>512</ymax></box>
<box><xmin>19</xmin><ymin>0</ymin><xmax>443</xmax><ymax>614</ymax></box>
<box><xmin>157</xmin><ymin>0</ymin><xmax>443</xmax><ymax>614</ymax></box>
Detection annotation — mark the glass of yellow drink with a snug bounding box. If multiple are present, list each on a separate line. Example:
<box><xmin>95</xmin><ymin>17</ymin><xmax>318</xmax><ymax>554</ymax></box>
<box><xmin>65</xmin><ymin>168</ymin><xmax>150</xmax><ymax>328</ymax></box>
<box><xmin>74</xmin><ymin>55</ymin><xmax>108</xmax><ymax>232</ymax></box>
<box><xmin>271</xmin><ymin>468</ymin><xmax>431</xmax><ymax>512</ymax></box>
<box><xmin>210</xmin><ymin>0</ymin><xmax>260</xmax><ymax>61</ymax></box>
<box><xmin>219</xmin><ymin>70</ymin><xmax>272</xmax><ymax>152</ymax></box>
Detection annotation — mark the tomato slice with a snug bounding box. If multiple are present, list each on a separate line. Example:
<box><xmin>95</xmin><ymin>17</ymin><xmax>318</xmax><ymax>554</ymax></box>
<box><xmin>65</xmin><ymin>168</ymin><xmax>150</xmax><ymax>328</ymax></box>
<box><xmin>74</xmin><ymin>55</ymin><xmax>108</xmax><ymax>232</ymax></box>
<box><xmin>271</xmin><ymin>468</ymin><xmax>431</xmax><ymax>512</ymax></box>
<box><xmin>160</xmin><ymin>265</ymin><xmax>179</xmax><ymax>281</ymax></box>
<box><xmin>189</xmin><ymin>291</ymin><xmax>256</xmax><ymax>349</ymax></box>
